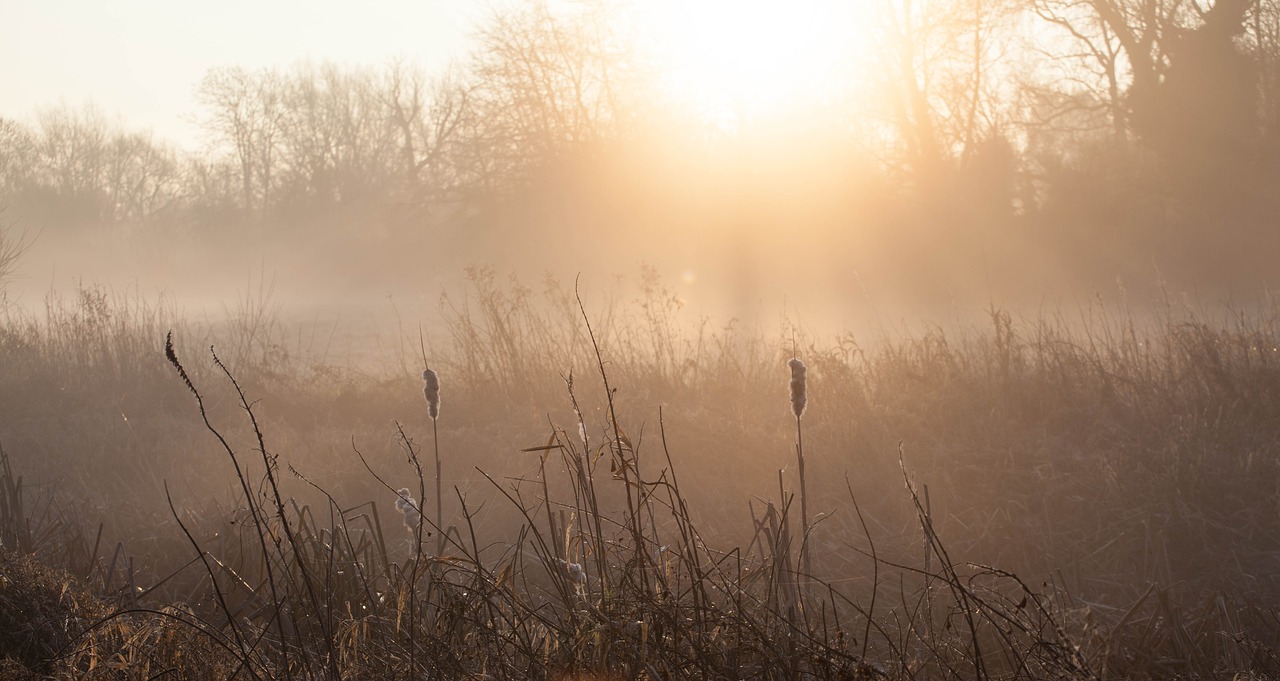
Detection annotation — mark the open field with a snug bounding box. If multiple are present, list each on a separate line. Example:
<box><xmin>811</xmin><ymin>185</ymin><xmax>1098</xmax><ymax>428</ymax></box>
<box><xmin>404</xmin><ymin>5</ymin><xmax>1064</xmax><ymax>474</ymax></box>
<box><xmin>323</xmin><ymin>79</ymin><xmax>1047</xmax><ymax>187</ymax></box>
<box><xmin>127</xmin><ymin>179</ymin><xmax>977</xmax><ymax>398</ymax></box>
<box><xmin>1</xmin><ymin>271</ymin><xmax>1278</xmax><ymax>679</ymax></box>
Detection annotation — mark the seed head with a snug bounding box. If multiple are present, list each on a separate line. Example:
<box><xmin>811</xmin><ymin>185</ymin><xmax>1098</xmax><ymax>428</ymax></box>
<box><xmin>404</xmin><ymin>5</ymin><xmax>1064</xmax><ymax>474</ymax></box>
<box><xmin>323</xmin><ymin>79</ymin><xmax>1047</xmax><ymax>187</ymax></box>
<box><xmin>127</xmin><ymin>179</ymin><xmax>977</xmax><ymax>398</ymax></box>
<box><xmin>557</xmin><ymin>558</ymin><xmax>587</xmax><ymax>585</ymax></box>
<box><xmin>422</xmin><ymin>369</ymin><xmax>440</xmax><ymax>420</ymax></box>
<box><xmin>394</xmin><ymin>488</ymin><xmax>416</xmax><ymax>513</ymax></box>
<box><xmin>395</xmin><ymin>488</ymin><xmax>421</xmax><ymax>530</ymax></box>
<box><xmin>788</xmin><ymin>357</ymin><xmax>807</xmax><ymax>418</ymax></box>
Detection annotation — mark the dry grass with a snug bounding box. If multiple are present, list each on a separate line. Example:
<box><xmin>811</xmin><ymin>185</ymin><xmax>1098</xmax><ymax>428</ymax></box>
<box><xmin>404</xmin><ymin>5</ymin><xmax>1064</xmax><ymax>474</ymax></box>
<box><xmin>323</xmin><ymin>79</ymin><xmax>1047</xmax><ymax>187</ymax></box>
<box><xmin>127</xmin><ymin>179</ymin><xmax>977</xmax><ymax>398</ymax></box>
<box><xmin>1</xmin><ymin>270</ymin><xmax>1279</xmax><ymax>678</ymax></box>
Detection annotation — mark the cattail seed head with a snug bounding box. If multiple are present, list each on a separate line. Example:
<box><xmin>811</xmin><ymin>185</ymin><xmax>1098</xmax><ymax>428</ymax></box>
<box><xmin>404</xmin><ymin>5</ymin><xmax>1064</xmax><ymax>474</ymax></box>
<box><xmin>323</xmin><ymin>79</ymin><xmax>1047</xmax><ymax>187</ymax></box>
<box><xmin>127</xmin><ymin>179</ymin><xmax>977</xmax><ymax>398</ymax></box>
<box><xmin>788</xmin><ymin>357</ymin><xmax>807</xmax><ymax>418</ymax></box>
<box><xmin>422</xmin><ymin>369</ymin><xmax>440</xmax><ymax>420</ymax></box>
<box><xmin>394</xmin><ymin>488</ymin><xmax>415</xmax><ymax>512</ymax></box>
<box><xmin>395</xmin><ymin>488</ymin><xmax>421</xmax><ymax>530</ymax></box>
<box><xmin>557</xmin><ymin>558</ymin><xmax>587</xmax><ymax>585</ymax></box>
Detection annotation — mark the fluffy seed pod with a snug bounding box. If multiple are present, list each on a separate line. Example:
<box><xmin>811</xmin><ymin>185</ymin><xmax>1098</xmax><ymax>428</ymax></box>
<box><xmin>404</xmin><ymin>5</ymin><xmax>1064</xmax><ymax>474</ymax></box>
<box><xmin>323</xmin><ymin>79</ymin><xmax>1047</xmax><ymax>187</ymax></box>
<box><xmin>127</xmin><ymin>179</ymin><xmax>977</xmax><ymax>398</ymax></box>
<box><xmin>422</xmin><ymin>369</ymin><xmax>440</xmax><ymax>420</ymax></box>
<box><xmin>394</xmin><ymin>488</ymin><xmax>416</xmax><ymax>513</ymax></box>
<box><xmin>395</xmin><ymin>488</ymin><xmax>421</xmax><ymax>530</ymax></box>
<box><xmin>557</xmin><ymin>558</ymin><xmax>587</xmax><ymax>585</ymax></box>
<box><xmin>788</xmin><ymin>357</ymin><xmax>807</xmax><ymax>418</ymax></box>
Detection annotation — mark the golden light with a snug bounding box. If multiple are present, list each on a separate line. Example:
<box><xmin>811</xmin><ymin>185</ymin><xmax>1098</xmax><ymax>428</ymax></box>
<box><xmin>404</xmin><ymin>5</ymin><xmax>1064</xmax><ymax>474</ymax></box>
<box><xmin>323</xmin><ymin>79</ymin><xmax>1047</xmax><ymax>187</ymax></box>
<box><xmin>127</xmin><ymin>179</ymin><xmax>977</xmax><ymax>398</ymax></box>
<box><xmin>634</xmin><ymin>0</ymin><xmax>870</xmax><ymax>131</ymax></box>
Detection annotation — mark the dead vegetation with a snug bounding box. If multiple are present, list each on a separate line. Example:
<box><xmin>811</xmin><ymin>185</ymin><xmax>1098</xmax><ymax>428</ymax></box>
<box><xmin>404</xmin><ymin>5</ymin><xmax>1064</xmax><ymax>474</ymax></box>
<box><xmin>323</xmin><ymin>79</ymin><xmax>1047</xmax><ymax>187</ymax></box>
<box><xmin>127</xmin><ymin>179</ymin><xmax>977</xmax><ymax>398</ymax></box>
<box><xmin>1</xmin><ymin>272</ymin><xmax>1279</xmax><ymax>678</ymax></box>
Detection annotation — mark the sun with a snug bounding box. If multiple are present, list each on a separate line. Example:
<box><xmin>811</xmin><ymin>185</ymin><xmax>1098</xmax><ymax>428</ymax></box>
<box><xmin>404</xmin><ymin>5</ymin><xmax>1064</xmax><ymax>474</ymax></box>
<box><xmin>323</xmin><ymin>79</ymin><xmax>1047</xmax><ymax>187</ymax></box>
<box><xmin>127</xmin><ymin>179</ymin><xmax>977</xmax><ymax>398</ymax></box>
<box><xmin>634</xmin><ymin>0</ymin><xmax>868</xmax><ymax>131</ymax></box>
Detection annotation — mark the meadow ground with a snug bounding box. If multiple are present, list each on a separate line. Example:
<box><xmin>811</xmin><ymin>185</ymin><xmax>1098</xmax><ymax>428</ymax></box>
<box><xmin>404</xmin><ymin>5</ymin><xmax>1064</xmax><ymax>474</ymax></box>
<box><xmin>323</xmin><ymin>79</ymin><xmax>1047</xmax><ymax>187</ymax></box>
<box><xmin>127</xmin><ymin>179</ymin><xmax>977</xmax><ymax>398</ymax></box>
<box><xmin>1</xmin><ymin>270</ymin><xmax>1278</xmax><ymax>679</ymax></box>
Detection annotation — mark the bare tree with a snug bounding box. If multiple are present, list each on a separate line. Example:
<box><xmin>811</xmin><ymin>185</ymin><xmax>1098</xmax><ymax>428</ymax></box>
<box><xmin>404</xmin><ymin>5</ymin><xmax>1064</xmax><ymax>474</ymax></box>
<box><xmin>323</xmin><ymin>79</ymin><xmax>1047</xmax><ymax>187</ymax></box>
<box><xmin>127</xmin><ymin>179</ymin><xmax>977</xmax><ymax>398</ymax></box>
<box><xmin>462</xmin><ymin>2</ymin><xmax>629</xmax><ymax>188</ymax></box>
<box><xmin>1023</xmin><ymin>0</ymin><xmax>1256</xmax><ymax>140</ymax></box>
<box><xmin>103</xmin><ymin>131</ymin><xmax>182</xmax><ymax>222</ymax></box>
<box><xmin>0</xmin><ymin>210</ymin><xmax>34</xmax><ymax>308</ymax></box>
<box><xmin>197</xmin><ymin>67</ymin><xmax>285</xmax><ymax>218</ymax></box>
<box><xmin>871</xmin><ymin>0</ymin><xmax>1022</xmax><ymax>184</ymax></box>
<box><xmin>35</xmin><ymin>104</ymin><xmax>111</xmax><ymax>203</ymax></box>
<box><xmin>28</xmin><ymin>105</ymin><xmax>185</xmax><ymax>223</ymax></box>
<box><xmin>384</xmin><ymin>61</ymin><xmax>474</xmax><ymax>203</ymax></box>
<box><xmin>272</xmin><ymin>62</ymin><xmax>403</xmax><ymax>207</ymax></box>
<box><xmin>0</xmin><ymin>119</ymin><xmax>38</xmax><ymax>196</ymax></box>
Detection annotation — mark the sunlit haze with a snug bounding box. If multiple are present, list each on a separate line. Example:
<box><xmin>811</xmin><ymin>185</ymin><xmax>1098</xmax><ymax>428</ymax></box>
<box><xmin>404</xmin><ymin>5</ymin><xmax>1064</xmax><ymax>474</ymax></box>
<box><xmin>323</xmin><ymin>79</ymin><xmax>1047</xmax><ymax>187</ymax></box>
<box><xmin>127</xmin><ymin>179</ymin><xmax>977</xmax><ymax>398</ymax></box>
<box><xmin>635</xmin><ymin>0</ymin><xmax>869</xmax><ymax>130</ymax></box>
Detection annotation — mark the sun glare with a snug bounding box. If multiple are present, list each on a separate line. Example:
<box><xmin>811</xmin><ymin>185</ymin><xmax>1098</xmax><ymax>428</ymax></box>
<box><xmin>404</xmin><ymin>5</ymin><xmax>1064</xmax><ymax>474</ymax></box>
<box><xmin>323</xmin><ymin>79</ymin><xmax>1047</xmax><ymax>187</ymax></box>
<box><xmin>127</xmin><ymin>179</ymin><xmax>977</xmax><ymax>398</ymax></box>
<box><xmin>637</xmin><ymin>0</ymin><xmax>867</xmax><ymax>131</ymax></box>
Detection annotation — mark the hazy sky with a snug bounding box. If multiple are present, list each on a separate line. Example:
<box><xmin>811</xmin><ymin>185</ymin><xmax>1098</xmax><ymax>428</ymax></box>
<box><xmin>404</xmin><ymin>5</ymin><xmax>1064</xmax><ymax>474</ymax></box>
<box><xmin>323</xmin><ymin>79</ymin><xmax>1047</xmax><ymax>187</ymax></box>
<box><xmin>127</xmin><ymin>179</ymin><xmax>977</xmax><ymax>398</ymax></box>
<box><xmin>0</xmin><ymin>0</ymin><xmax>480</xmax><ymax>148</ymax></box>
<box><xmin>0</xmin><ymin>0</ymin><xmax>875</xmax><ymax>147</ymax></box>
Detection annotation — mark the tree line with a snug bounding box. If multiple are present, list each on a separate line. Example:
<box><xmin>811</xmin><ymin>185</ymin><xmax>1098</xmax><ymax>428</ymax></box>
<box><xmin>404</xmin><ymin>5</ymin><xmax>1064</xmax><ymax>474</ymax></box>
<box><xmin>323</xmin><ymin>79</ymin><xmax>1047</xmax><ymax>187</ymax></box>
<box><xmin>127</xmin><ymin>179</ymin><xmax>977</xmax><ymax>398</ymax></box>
<box><xmin>1</xmin><ymin>0</ymin><xmax>1277</xmax><ymax>284</ymax></box>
